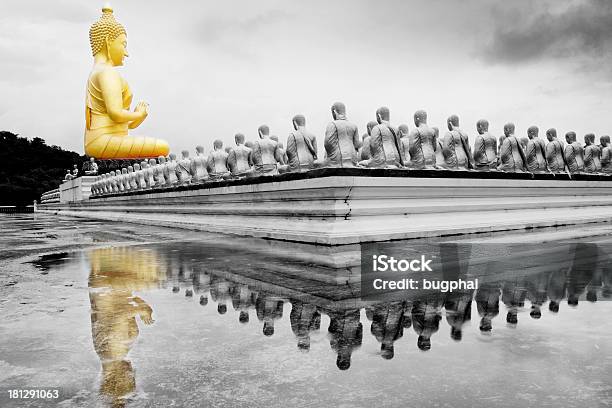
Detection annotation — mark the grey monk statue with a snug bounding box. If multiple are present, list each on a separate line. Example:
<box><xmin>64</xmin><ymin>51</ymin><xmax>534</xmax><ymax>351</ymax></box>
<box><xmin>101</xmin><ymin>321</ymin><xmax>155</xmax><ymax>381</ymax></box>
<box><xmin>583</xmin><ymin>133</ymin><xmax>602</xmax><ymax>173</ymax></box>
<box><xmin>286</xmin><ymin>114</ymin><xmax>317</xmax><ymax>171</ymax></box>
<box><xmin>600</xmin><ymin>135</ymin><xmax>612</xmax><ymax>173</ymax></box>
<box><xmin>360</xmin><ymin>106</ymin><xmax>402</xmax><ymax>168</ymax></box>
<box><xmin>207</xmin><ymin>140</ymin><xmax>231</xmax><ymax>180</ymax></box>
<box><xmin>472</xmin><ymin>119</ymin><xmax>497</xmax><ymax>171</ymax></box>
<box><xmin>544</xmin><ymin>128</ymin><xmax>568</xmax><ymax>174</ymax></box>
<box><xmin>227</xmin><ymin>133</ymin><xmax>255</xmax><ymax>177</ymax></box>
<box><xmin>497</xmin><ymin>123</ymin><xmax>527</xmax><ymax>172</ymax></box>
<box><xmin>359</xmin><ymin>121</ymin><xmax>377</xmax><ymax>161</ymax></box>
<box><xmin>408</xmin><ymin>110</ymin><xmax>437</xmax><ymax>169</ymax></box>
<box><xmin>253</xmin><ymin>125</ymin><xmax>284</xmax><ymax>175</ymax></box>
<box><xmin>525</xmin><ymin>126</ymin><xmax>548</xmax><ymax>173</ymax></box>
<box><xmin>564</xmin><ymin>131</ymin><xmax>585</xmax><ymax>174</ymax></box>
<box><xmin>443</xmin><ymin>115</ymin><xmax>472</xmax><ymax>170</ymax></box>
<box><xmin>323</xmin><ymin>102</ymin><xmax>360</xmax><ymax>167</ymax></box>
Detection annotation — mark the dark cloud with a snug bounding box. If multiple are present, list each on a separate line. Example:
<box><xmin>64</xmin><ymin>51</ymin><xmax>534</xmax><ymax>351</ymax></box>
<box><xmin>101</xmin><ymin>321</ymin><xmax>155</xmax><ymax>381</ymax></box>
<box><xmin>482</xmin><ymin>0</ymin><xmax>612</xmax><ymax>64</ymax></box>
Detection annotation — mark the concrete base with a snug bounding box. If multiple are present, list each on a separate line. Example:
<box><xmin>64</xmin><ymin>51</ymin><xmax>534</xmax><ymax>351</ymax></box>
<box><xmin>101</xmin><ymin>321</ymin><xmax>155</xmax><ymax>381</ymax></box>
<box><xmin>38</xmin><ymin>168</ymin><xmax>612</xmax><ymax>245</ymax></box>
<box><xmin>59</xmin><ymin>176</ymin><xmax>96</xmax><ymax>203</ymax></box>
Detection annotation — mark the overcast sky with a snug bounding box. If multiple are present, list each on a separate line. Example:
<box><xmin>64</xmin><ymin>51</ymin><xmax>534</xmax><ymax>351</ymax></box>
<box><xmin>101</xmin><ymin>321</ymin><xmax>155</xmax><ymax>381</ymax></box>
<box><xmin>1</xmin><ymin>0</ymin><xmax>611</xmax><ymax>155</ymax></box>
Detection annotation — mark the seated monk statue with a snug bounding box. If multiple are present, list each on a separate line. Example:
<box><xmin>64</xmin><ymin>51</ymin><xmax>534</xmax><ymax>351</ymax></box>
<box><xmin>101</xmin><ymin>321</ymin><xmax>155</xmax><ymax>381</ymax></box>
<box><xmin>497</xmin><ymin>123</ymin><xmax>527</xmax><ymax>172</ymax></box>
<box><xmin>127</xmin><ymin>165</ymin><xmax>138</xmax><ymax>190</ymax></box>
<box><xmin>207</xmin><ymin>140</ymin><xmax>231</xmax><ymax>179</ymax></box>
<box><xmin>564</xmin><ymin>131</ymin><xmax>585</xmax><ymax>174</ymax></box>
<box><xmin>600</xmin><ymin>135</ymin><xmax>612</xmax><ymax>173</ymax></box>
<box><xmin>176</xmin><ymin>150</ymin><xmax>193</xmax><ymax>184</ymax></box>
<box><xmin>473</xmin><ymin>119</ymin><xmax>497</xmax><ymax>170</ymax></box>
<box><xmin>443</xmin><ymin>115</ymin><xmax>473</xmax><ymax>170</ymax></box>
<box><xmin>525</xmin><ymin>126</ymin><xmax>548</xmax><ymax>173</ymax></box>
<box><xmin>107</xmin><ymin>171</ymin><xmax>117</xmax><ymax>193</ymax></box>
<box><xmin>408</xmin><ymin>110</ymin><xmax>437</xmax><ymax>169</ymax></box>
<box><xmin>286</xmin><ymin>115</ymin><xmax>317</xmax><ymax>171</ymax></box>
<box><xmin>83</xmin><ymin>157</ymin><xmax>99</xmax><ymax>175</ymax></box>
<box><xmin>322</xmin><ymin>102</ymin><xmax>361</xmax><ymax>167</ymax></box>
<box><xmin>190</xmin><ymin>146</ymin><xmax>209</xmax><ymax>183</ymax></box>
<box><xmin>84</xmin><ymin>6</ymin><xmax>169</xmax><ymax>159</ymax></box>
<box><xmin>227</xmin><ymin>133</ymin><xmax>255</xmax><ymax>177</ymax></box>
<box><xmin>64</xmin><ymin>170</ymin><xmax>74</xmax><ymax>181</ymax></box>
<box><xmin>583</xmin><ymin>133</ymin><xmax>602</xmax><ymax>173</ymax></box>
<box><xmin>144</xmin><ymin>160</ymin><xmax>155</xmax><ymax>188</ymax></box>
<box><xmin>397</xmin><ymin>124</ymin><xmax>411</xmax><ymax>166</ymax></box>
<box><xmin>519</xmin><ymin>136</ymin><xmax>529</xmax><ymax>153</ymax></box>
<box><xmin>164</xmin><ymin>153</ymin><xmax>179</xmax><ymax>186</ymax></box>
<box><xmin>154</xmin><ymin>156</ymin><xmax>166</xmax><ymax>187</ymax></box>
<box><xmin>360</xmin><ymin>106</ymin><xmax>402</xmax><ymax>168</ymax></box>
<box><xmin>252</xmin><ymin>125</ymin><xmax>284</xmax><ymax>175</ymax></box>
<box><xmin>119</xmin><ymin>167</ymin><xmax>129</xmax><ymax>192</ymax></box>
<box><xmin>545</xmin><ymin>128</ymin><xmax>569</xmax><ymax>174</ymax></box>
<box><xmin>244</xmin><ymin>141</ymin><xmax>254</xmax><ymax>149</ymax></box>
<box><xmin>133</xmin><ymin>163</ymin><xmax>146</xmax><ymax>189</ymax></box>
<box><xmin>433</xmin><ymin>127</ymin><xmax>446</xmax><ymax>169</ymax></box>
<box><xmin>359</xmin><ymin>121</ymin><xmax>377</xmax><ymax>161</ymax></box>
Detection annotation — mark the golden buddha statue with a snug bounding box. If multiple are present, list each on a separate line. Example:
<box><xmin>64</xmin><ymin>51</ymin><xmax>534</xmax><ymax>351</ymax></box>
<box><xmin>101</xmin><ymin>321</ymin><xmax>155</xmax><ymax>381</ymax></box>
<box><xmin>84</xmin><ymin>5</ymin><xmax>170</xmax><ymax>159</ymax></box>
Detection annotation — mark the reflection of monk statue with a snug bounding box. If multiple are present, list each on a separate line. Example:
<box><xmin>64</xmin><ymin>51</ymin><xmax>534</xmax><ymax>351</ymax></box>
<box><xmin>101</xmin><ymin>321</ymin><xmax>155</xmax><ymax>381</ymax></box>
<box><xmin>547</xmin><ymin>268</ymin><xmax>567</xmax><ymax>313</ymax></box>
<box><xmin>290</xmin><ymin>300</ymin><xmax>321</xmax><ymax>351</ymax></box>
<box><xmin>255</xmin><ymin>293</ymin><xmax>284</xmax><ymax>336</ymax></box>
<box><xmin>327</xmin><ymin>308</ymin><xmax>362</xmax><ymax>370</ymax></box>
<box><xmin>472</xmin><ymin>119</ymin><xmax>497</xmax><ymax>170</ymax></box>
<box><xmin>412</xmin><ymin>296</ymin><xmax>443</xmax><ymax>350</ymax></box>
<box><xmin>84</xmin><ymin>6</ymin><xmax>169</xmax><ymax>159</ymax></box>
<box><xmin>370</xmin><ymin>302</ymin><xmax>406</xmax><ymax>359</ymax></box>
<box><xmin>475</xmin><ymin>283</ymin><xmax>500</xmax><ymax>332</ymax></box>
<box><xmin>231</xmin><ymin>284</ymin><xmax>257</xmax><ymax>324</ymax></box>
<box><xmin>502</xmin><ymin>277</ymin><xmax>528</xmax><ymax>325</ymax></box>
<box><xmin>88</xmin><ymin>247</ymin><xmax>161</xmax><ymax>407</ymax></box>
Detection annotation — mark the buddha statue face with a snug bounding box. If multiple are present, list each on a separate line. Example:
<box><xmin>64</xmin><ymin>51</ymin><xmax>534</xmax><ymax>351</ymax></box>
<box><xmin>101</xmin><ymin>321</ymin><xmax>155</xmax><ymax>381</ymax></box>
<box><xmin>89</xmin><ymin>6</ymin><xmax>128</xmax><ymax>66</ymax></box>
<box><xmin>476</xmin><ymin>119</ymin><xmax>489</xmax><ymax>135</ymax></box>
<box><xmin>527</xmin><ymin>126</ymin><xmax>539</xmax><ymax>139</ymax></box>
<box><xmin>546</xmin><ymin>128</ymin><xmax>557</xmax><ymax>142</ymax></box>
<box><xmin>107</xmin><ymin>33</ymin><xmax>128</xmax><ymax>66</ymax></box>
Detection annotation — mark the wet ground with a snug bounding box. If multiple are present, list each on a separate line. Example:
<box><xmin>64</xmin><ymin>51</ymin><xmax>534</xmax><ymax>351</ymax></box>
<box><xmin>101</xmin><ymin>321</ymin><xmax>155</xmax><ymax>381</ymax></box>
<box><xmin>0</xmin><ymin>214</ymin><xmax>611</xmax><ymax>407</ymax></box>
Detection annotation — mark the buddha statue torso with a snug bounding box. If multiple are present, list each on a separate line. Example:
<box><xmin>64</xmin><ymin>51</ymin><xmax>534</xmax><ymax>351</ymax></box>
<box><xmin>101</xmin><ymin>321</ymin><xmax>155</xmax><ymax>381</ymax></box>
<box><xmin>367</xmin><ymin>123</ymin><xmax>402</xmax><ymax>168</ymax></box>
<box><xmin>525</xmin><ymin>139</ymin><xmax>547</xmax><ymax>173</ymax></box>
<box><xmin>324</xmin><ymin>119</ymin><xmax>360</xmax><ymax>167</ymax></box>
<box><xmin>252</xmin><ymin>138</ymin><xmax>279</xmax><ymax>174</ymax></box>
<box><xmin>409</xmin><ymin>125</ymin><xmax>437</xmax><ymax>168</ymax></box>
<box><xmin>443</xmin><ymin>130</ymin><xmax>471</xmax><ymax>169</ymax></box>
<box><xmin>286</xmin><ymin>129</ymin><xmax>317</xmax><ymax>170</ymax></box>
<box><xmin>545</xmin><ymin>140</ymin><xmax>566</xmax><ymax>173</ymax></box>
<box><xmin>564</xmin><ymin>142</ymin><xmax>585</xmax><ymax>173</ymax></box>
<box><xmin>227</xmin><ymin>145</ymin><xmax>253</xmax><ymax>175</ymax></box>
<box><xmin>584</xmin><ymin>144</ymin><xmax>602</xmax><ymax>173</ymax></box>
<box><xmin>473</xmin><ymin>132</ymin><xmax>497</xmax><ymax>169</ymax></box>
<box><xmin>498</xmin><ymin>136</ymin><xmax>526</xmax><ymax>172</ymax></box>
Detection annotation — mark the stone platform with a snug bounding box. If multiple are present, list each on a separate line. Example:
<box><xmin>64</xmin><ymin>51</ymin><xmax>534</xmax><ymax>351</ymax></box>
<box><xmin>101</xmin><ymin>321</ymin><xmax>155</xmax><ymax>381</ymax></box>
<box><xmin>37</xmin><ymin>168</ymin><xmax>612</xmax><ymax>245</ymax></box>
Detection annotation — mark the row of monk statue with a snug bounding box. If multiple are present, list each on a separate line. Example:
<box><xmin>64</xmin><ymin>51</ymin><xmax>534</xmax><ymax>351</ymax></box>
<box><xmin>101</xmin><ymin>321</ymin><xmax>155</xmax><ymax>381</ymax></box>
<box><xmin>90</xmin><ymin>103</ymin><xmax>612</xmax><ymax>195</ymax></box>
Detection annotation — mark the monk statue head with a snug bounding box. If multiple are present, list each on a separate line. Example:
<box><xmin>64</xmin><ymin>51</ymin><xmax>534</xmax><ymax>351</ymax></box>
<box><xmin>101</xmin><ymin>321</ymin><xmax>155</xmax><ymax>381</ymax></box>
<box><xmin>181</xmin><ymin>150</ymin><xmax>190</xmax><ymax>159</ymax></box>
<box><xmin>158</xmin><ymin>156</ymin><xmax>166</xmax><ymax>164</ymax></box>
<box><xmin>565</xmin><ymin>131</ymin><xmax>576</xmax><ymax>144</ymax></box>
<box><xmin>366</xmin><ymin>121</ymin><xmax>377</xmax><ymax>136</ymax></box>
<box><xmin>213</xmin><ymin>139</ymin><xmax>223</xmax><ymax>151</ymax></box>
<box><xmin>546</xmin><ymin>128</ymin><xmax>557</xmax><ymax>142</ymax></box>
<box><xmin>584</xmin><ymin>133</ymin><xmax>595</xmax><ymax>145</ymax></box>
<box><xmin>331</xmin><ymin>102</ymin><xmax>346</xmax><ymax>120</ymax></box>
<box><xmin>169</xmin><ymin>153</ymin><xmax>177</xmax><ymax>161</ymax></box>
<box><xmin>127</xmin><ymin>165</ymin><xmax>133</xmax><ymax>173</ymax></box>
<box><xmin>447</xmin><ymin>115</ymin><xmax>460</xmax><ymax>131</ymax></box>
<box><xmin>398</xmin><ymin>124</ymin><xmax>409</xmax><ymax>138</ymax></box>
<box><xmin>245</xmin><ymin>141</ymin><xmax>254</xmax><ymax>149</ymax></box>
<box><xmin>414</xmin><ymin>110</ymin><xmax>427</xmax><ymax>126</ymax></box>
<box><xmin>140</xmin><ymin>160</ymin><xmax>147</xmax><ymax>168</ymax></box>
<box><xmin>224</xmin><ymin>146</ymin><xmax>232</xmax><ymax>154</ymax></box>
<box><xmin>503</xmin><ymin>123</ymin><xmax>515</xmax><ymax>137</ymax></box>
<box><xmin>600</xmin><ymin>135</ymin><xmax>610</xmax><ymax>147</ymax></box>
<box><xmin>121</xmin><ymin>167</ymin><xmax>128</xmax><ymax>175</ymax></box>
<box><xmin>527</xmin><ymin>126</ymin><xmax>539</xmax><ymax>139</ymax></box>
<box><xmin>433</xmin><ymin>127</ymin><xmax>439</xmax><ymax>139</ymax></box>
<box><xmin>292</xmin><ymin>114</ymin><xmax>306</xmax><ymax>130</ymax></box>
<box><xmin>235</xmin><ymin>133</ymin><xmax>245</xmax><ymax>145</ymax></box>
<box><xmin>148</xmin><ymin>158</ymin><xmax>157</xmax><ymax>166</ymax></box>
<box><xmin>376</xmin><ymin>106</ymin><xmax>390</xmax><ymax>124</ymax></box>
<box><xmin>476</xmin><ymin>119</ymin><xmax>489</xmax><ymax>135</ymax></box>
<box><xmin>196</xmin><ymin>145</ymin><xmax>205</xmax><ymax>154</ymax></box>
<box><xmin>258</xmin><ymin>125</ymin><xmax>270</xmax><ymax>139</ymax></box>
<box><xmin>89</xmin><ymin>5</ymin><xmax>128</xmax><ymax>66</ymax></box>
<box><xmin>270</xmin><ymin>135</ymin><xmax>279</xmax><ymax>143</ymax></box>
<box><xmin>133</xmin><ymin>163</ymin><xmax>140</xmax><ymax>171</ymax></box>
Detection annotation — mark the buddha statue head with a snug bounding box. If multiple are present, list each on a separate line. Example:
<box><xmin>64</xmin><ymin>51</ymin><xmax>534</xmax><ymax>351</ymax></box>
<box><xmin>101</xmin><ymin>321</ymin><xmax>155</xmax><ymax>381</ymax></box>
<box><xmin>331</xmin><ymin>102</ymin><xmax>346</xmax><ymax>120</ymax></box>
<box><xmin>565</xmin><ymin>131</ymin><xmax>577</xmax><ymax>144</ymax></box>
<box><xmin>546</xmin><ymin>128</ymin><xmax>557</xmax><ymax>142</ymax></box>
<box><xmin>158</xmin><ymin>156</ymin><xmax>166</xmax><ymax>164</ymax></box>
<box><xmin>600</xmin><ymin>135</ymin><xmax>610</xmax><ymax>147</ymax></box>
<box><xmin>89</xmin><ymin>5</ymin><xmax>128</xmax><ymax>66</ymax></box>
<box><xmin>213</xmin><ymin>139</ymin><xmax>223</xmax><ymax>151</ymax></box>
<box><xmin>527</xmin><ymin>126</ymin><xmax>539</xmax><ymax>140</ymax></box>
<box><xmin>366</xmin><ymin>120</ymin><xmax>377</xmax><ymax>136</ymax></box>
<box><xmin>235</xmin><ymin>133</ymin><xmax>245</xmax><ymax>145</ymax></box>
<box><xmin>414</xmin><ymin>110</ymin><xmax>427</xmax><ymax>126</ymax></box>
<box><xmin>196</xmin><ymin>145</ymin><xmax>205</xmax><ymax>154</ymax></box>
<box><xmin>258</xmin><ymin>125</ymin><xmax>270</xmax><ymax>139</ymax></box>
<box><xmin>376</xmin><ymin>106</ymin><xmax>390</xmax><ymax>124</ymax></box>
<box><xmin>398</xmin><ymin>124</ymin><xmax>409</xmax><ymax>138</ymax></box>
<box><xmin>181</xmin><ymin>150</ymin><xmax>190</xmax><ymax>159</ymax></box>
<box><xmin>503</xmin><ymin>122</ymin><xmax>515</xmax><ymax>137</ymax></box>
<box><xmin>476</xmin><ymin>119</ymin><xmax>489</xmax><ymax>135</ymax></box>
<box><xmin>447</xmin><ymin>115</ymin><xmax>460</xmax><ymax>131</ymax></box>
<box><xmin>292</xmin><ymin>114</ymin><xmax>306</xmax><ymax>130</ymax></box>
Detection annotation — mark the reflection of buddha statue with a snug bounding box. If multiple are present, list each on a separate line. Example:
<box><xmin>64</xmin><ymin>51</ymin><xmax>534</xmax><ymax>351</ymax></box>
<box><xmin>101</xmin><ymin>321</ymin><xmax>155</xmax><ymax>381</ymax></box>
<box><xmin>286</xmin><ymin>115</ymin><xmax>318</xmax><ymax>171</ymax></box>
<box><xmin>545</xmin><ymin>128</ymin><xmax>569</xmax><ymax>174</ymax></box>
<box><xmin>88</xmin><ymin>247</ymin><xmax>163</xmax><ymax>407</ymax></box>
<box><xmin>84</xmin><ymin>6</ymin><xmax>169</xmax><ymax>159</ymax></box>
<box><xmin>473</xmin><ymin>119</ymin><xmax>498</xmax><ymax>170</ymax></box>
<box><xmin>408</xmin><ymin>110</ymin><xmax>437</xmax><ymax>169</ymax></box>
<box><xmin>442</xmin><ymin>115</ymin><xmax>472</xmax><ymax>170</ymax></box>
<box><xmin>525</xmin><ymin>126</ymin><xmax>548</xmax><ymax>173</ymax></box>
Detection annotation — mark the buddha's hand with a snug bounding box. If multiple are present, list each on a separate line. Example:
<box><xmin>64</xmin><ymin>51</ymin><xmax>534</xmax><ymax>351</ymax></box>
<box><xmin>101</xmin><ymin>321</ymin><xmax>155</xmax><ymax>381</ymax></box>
<box><xmin>134</xmin><ymin>101</ymin><xmax>149</xmax><ymax>118</ymax></box>
<box><xmin>138</xmin><ymin>304</ymin><xmax>155</xmax><ymax>325</ymax></box>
